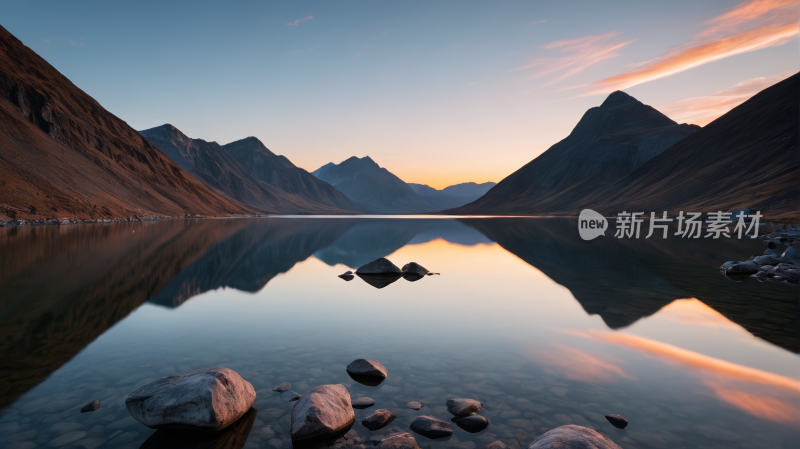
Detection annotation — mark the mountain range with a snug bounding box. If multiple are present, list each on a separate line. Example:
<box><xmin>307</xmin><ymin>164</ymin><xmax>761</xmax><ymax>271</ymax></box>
<box><xmin>408</xmin><ymin>182</ymin><xmax>496</xmax><ymax>205</ymax></box>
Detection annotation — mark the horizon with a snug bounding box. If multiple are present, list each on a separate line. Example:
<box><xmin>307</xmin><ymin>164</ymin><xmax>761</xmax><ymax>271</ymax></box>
<box><xmin>2</xmin><ymin>0</ymin><xmax>797</xmax><ymax>189</ymax></box>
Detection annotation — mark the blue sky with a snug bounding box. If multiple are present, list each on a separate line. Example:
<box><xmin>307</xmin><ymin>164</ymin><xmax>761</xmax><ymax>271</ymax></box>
<box><xmin>2</xmin><ymin>0</ymin><xmax>797</xmax><ymax>187</ymax></box>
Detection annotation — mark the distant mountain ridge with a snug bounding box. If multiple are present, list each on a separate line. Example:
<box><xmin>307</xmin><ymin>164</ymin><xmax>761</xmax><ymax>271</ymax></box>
<box><xmin>408</xmin><ymin>182</ymin><xmax>496</xmax><ymax>203</ymax></box>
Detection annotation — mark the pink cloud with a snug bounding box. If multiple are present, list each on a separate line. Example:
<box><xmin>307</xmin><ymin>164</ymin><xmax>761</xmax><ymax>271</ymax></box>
<box><xmin>286</xmin><ymin>16</ymin><xmax>314</xmax><ymax>26</ymax></box>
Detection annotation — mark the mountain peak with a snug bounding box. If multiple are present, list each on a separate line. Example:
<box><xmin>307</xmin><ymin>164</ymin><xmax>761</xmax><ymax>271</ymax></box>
<box><xmin>600</xmin><ymin>90</ymin><xmax>640</xmax><ymax>109</ymax></box>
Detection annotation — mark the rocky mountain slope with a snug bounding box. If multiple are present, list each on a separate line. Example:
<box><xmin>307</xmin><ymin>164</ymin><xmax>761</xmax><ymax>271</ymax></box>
<box><xmin>408</xmin><ymin>182</ymin><xmax>496</xmax><ymax>207</ymax></box>
<box><xmin>447</xmin><ymin>91</ymin><xmax>699</xmax><ymax>215</ymax></box>
<box><xmin>0</xmin><ymin>25</ymin><xmax>257</xmax><ymax>222</ymax></box>
<box><xmin>140</xmin><ymin>125</ymin><xmax>359</xmax><ymax>214</ymax></box>
<box><xmin>313</xmin><ymin>156</ymin><xmax>465</xmax><ymax>213</ymax></box>
<box><xmin>222</xmin><ymin>137</ymin><xmax>363</xmax><ymax>212</ymax></box>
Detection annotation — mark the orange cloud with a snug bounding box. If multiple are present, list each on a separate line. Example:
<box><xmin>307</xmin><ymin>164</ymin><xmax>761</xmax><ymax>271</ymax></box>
<box><xmin>529</xmin><ymin>344</ymin><xmax>636</xmax><ymax>383</ymax></box>
<box><xmin>584</xmin><ymin>330</ymin><xmax>799</xmax><ymax>391</ymax></box>
<box><xmin>517</xmin><ymin>32</ymin><xmax>635</xmax><ymax>86</ymax></box>
<box><xmin>587</xmin><ymin>0</ymin><xmax>799</xmax><ymax>94</ymax></box>
<box><xmin>657</xmin><ymin>75</ymin><xmax>788</xmax><ymax>125</ymax></box>
<box><xmin>705</xmin><ymin>382</ymin><xmax>800</xmax><ymax>423</ymax></box>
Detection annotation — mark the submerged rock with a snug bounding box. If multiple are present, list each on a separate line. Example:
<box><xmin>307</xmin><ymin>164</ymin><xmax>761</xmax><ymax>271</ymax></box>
<box><xmin>446</xmin><ymin>398</ymin><xmax>483</xmax><ymax>416</ymax></box>
<box><xmin>356</xmin><ymin>258</ymin><xmax>401</xmax><ymax>275</ymax></box>
<box><xmin>604</xmin><ymin>414</ymin><xmax>628</xmax><ymax>429</ymax></box>
<box><xmin>362</xmin><ymin>409</ymin><xmax>396</xmax><ymax>431</ymax></box>
<box><xmin>289</xmin><ymin>392</ymin><xmax>302</xmax><ymax>402</ymax></box>
<box><xmin>346</xmin><ymin>359</ymin><xmax>388</xmax><ymax>387</ymax></box>
<box><xmin>140</xmin><ymin>407</ymin><xmax>257</xmax><ymax>449</ymax></box>
<box><xmin>273</xmin><ymin>382</ymin><xmax>291</xmax><ymax>393</ymax></box>
<box><xmin>529</xmin><ymin>425</ymin><xmax>621</xmax><ymax>449</ymax></box>
<box><xmin>410</xmin><ymin>415</ymin><xmax>453</xmax><ymax>439</ymax></box>
<box><xmin>125</xmin><ymin>367</ymin><xmax>256</xmax><ymax>431</ymax></box>
<box><xmin>352</xmin><ymin>397</ymin><xmax>376</xmax><ymax>409</ymax></box>
<box><xmin>80</xmin><ymin>400</ymin><xmax>101</xmax><ymax>413</ymax></box>
<box><xmin>407</xmin><ymin>401</ymin><xmax>423</xmax><ymax>410</ymax></box>
<box><xmin>452</xmin><ymin>414</ymin><xmax>489</xmax><ymax>433</ymax></box>
<box><xmin>402</xmin><ymin>262</ymin><xmax>429</xmax><ymax>276</ymax></box>
<box><xmin>291</xmin><ymin>384</ymin><xmax>355</xmax><ymax>442</ymax></box>
<box><xmin>376</xmin><ymin>433</ymin><xmax>420</xmax><ymax>449</ymax></box>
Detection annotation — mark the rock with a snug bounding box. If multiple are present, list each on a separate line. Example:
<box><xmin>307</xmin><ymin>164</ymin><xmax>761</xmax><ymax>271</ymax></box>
<box><xmin>480</xmin><ymin>442</ymin><xmax>510</xmax><ymax>449</ymax></box>
<box><xmin>289</xmin><ymin>392</ymin><xmax>302</xmax><ymax>402</ymax></box>
<box><xmin>80</xmin><ymin>400</ymin><xmax>101</xmax><ymax>413</ymax></box>
<box><xmin>529</xmin><ymin>425</ymin><xmax>621</xmax><ymax>449</ymax></box>
<box><xmin>782</xmin><ymin>246</ymin><xmax>800</xmax><ymax>263</ymax></box>
<box><xmin>125</xmin><ymin>367</ymin><xmax>256</xmax><ymax>431</ymax></box>
<box><xmin>346</xmin><ymin>360</ymin><xmax>388</xmax><ymax>386</ymax></box>
<box><xmin>751</xmin><ymin>255</ymin><xmax>781</xmax><ymax>265</ymax></box>
<box><xmin>403</xmin><ymin>273</ymin><xmax>425</xmax><ymax>282</ymax></box>
<box><xmin>725</xmin><ymin>261</ymin><xmax>760</xmax><ymax>275</ymax></box>
<box><xmin>352</xmin><ymin>397</ymin><xmax>376</xmax><ymax>409</ymax></box>
<box><xmin>407</xmin><ymin>401</ymin><xmax>423</xmax><ymax>410</ymax></box>
<box><xmin>339</xmin><ymin>274</ymin><xmax>355</xmax><ymax>281</ymax></box>
<box><xmin>410</xmin><ymin>416</ymin><xmax>453</xmax><ymax>439</ymax></box>
<box><xmin>446</xmin><ymin>398</ymin><xmax>483</xmax><ymax>416</ymax></box>
<box><xmin>357</xmin><ymin>273</ymin><xmax>401</xmax><ymax>289</ymax></box>
<box><xmin>344</xmin><ymin>271</ymin><xmax>353</xmax><ymax>275</ymax></box>
<box><xmin>362</xmin><ymin>409</ymin><xmax>396</xmax><ymax>431</ymax></box>
<box><xmin>426</xmin><ymin>273</ymin><xmax>434</xmax><ymax>276</ymax></box>
<box><xmin>273</xmin><ymin>382</ymin><xmax>291</xmax><ymax>393</ymax></box>
<box><xmin>402</xmin><ymin>263</ymin><xmax>429</xmax><ymax>276</ymax></box>
<box><xmin>604</xmin><ymin>415</ymin><xmax>627</xmax><ymax>429</ymax></box>
<box><xmin>290</xmin><ymin>384</ymin><xmax>355</xmax><ymax>442</ymax></box>
<box><xmin>376</xmin><ymin>433</ymin><xmax>420</xmax><ymax>449</ymax></box>
<box><xmin>452</xmin><ymin>414</ymin><xmax>489</xmax><ymax>433</ymax></box>
<box><xmin>356</xmin><ymin>258</ymin><xmax>401</xmax><ymax>275</ymax></box>
<box><xmin>140</xmin><ymin>407</ymin><xmax>257</xmax><ymax>449</ymax></box>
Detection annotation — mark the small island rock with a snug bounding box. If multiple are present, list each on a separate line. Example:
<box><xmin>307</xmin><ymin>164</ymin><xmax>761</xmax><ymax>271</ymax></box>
<box><xmin>406</xmin><ymin>401</ymin><xmax>423</xmax><ymax>410</ymax></box>
<box><xmin>356</xmin><ymin>258</ymin><xmax>401</xmax><ymax>275</ymax></box>
<box><xmin>446</xmin><ymin>398</ymin><xmax>483</xmax><ymax>416</ymax></box>
<box><xmin>80</xmin><ymin>400</ymin><xmax>101</xmax><ymax>413</ymax></box>
<box><xmin>409</xmin><ymin>415</ymin><xmax>453</xmax><ymax>439</ymax></box>
<box><xmin>346</xmin><ymin>359</ymin><xmax>388</xmax><ymax>378</ymax></box>
<box><xmin>529</xmin><ymin>425</ymin><xmax>621</xmax><ymax>449</ymax></box>
<box><xmin>273</xmin><ymin>382</ymin><xmax>291</xmax><ymax>393</ymax></box>
<box><xmin>376</xmin><ymin>433</ymin><xmax>420</xmax><ymax>449</ymax></box>
<box><xmin>291</xmin><ymin>384</ymin><xmax>355</xmax><ymax>441</ymax></box>
<box><xmin>402</xmin><ymin>262</ymin><xmax>429</xmax><ymax>276</ymax></box>
<box><xmin>125</xmin><ymin>367</ymin><xmax>256</xmax><ymax>431</ymax></box>
<box><xmin>605</xmin><ymin>414</ymin><xmax>628</xmax><ymax>429</ymax></box>
<box><xmin>352</xmin><ymin>397</ymin><xmax>376</xmax><ymax>409</ymax></box>
<box><xmin>452</xmin><ymin>414</ymin><xmax>489</xmax><ymax>433</ymax></box>
<box><xmin>362</xmin><ymin>409</ymin><xmax>396</xmax><ymax>431</ymax></box>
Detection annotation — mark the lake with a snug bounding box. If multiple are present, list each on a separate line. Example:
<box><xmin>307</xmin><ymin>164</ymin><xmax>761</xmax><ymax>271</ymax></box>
<box><xmin>0</xmin><ymin>217</ymin><xmax>797</xmax><ymax>449</ymax></box>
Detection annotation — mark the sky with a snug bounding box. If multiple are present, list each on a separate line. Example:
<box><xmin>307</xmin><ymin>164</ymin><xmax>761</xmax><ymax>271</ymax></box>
<box><xmin>2</xmin><ymin>0</ymin><xmax>797</xmax><ymax>188</ymax></box>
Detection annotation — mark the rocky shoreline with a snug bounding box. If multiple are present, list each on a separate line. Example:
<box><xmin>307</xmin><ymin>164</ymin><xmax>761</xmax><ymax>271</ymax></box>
<box><xmin>721</xmin><ymin>224</ymin><xmax>800</xmax><ymax>288</ymax></box>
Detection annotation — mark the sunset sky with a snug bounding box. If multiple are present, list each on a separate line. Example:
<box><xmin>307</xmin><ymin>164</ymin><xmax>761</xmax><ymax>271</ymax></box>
<box><xmin>3</xmin><ymin>0</ymin><xmax>797</xmax><ymax>188</ymax></box>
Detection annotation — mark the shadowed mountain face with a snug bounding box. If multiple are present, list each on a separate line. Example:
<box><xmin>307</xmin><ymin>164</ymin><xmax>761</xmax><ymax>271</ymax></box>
<box><xmin>0</xmin><ymin>25</ymin><xmax>254</xmax><ymax>222</ymax></box>
<box><xmin>448</xmin><ymin>91</ymin><xmax>698</xmax><ymax>215</ymax></box>
<box><xmin>313</xmin><ymin>157</ymin><xmax>466</xmax><ymax>213</ymax></box>
<box><xmin>140</xmin><ymin>125</ymin><xmax>354</xmax><ymax>214</ymax></box>
<box><xmin>408</xmin><ymin>182</ymin><xmax>497</xmax><ymax>208</ymax></box>
<box><xmin>462</xmin><ymin>218</ymin><xmax>798</xmax><ymax>353</ymax></box>
<box><xmin>222</xmin><ymin>137</ymin><xmax>364</xmax><ymax>213</ymax></box>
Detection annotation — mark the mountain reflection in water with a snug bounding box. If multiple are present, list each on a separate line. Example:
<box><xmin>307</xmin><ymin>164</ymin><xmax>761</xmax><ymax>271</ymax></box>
<box><xmin>0</xmin><ymin>217</ymin><xmax>796</xmax><ymax>424</ymax></box>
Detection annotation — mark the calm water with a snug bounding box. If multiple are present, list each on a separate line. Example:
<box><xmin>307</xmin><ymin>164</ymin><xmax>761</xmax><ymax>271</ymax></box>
<box><xmin>0</xmin><ymin>217</ymin><xmax>798</xmax><ymax>449</ymax></box>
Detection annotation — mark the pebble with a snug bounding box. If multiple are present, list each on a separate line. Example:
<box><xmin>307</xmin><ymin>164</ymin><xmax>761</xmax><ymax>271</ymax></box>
<box><xmin>410</xmin><ymin>415</ymin><xmax>453</xmax><ymax>439</ymax></box>
<box><xmin>362</xmin><ymin>409</ymin><xmax>396</xmax><ymax>431</ymax></box>
<box><xmin>352</xmin><ymin>397</ymin><xmax>376</xmax><ymax>409</ymax></box>
<box><xmin>273</xmin><ymin>382</ymin><xmax>291</xmax><ymax>393</ymax></box>
<box><xmin>446</xmin><ymin>398</ymin><xmax>483</xmax><ymax>416</ymax></box>
<box><xmin>80</xmin><ymin>400</ymin><xmax>101</xmax><ymax>413</ymax></box>
<box><xmin>452</xmin><ymin>414</ymin><xmax>489</xmax><ymax>433</ymax></box>
<box><xmin>407</xmin><ymin>401</ymin><xmax>423</xmax><ymax>410</ymax></box>
<box><xmin>605</xmin><ymin>414</ymin><xmax>628</xmax><ymax>429</ymax></box>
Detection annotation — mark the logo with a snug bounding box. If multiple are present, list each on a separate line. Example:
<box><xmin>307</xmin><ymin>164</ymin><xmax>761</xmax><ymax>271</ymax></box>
<box><xmin>578</xmin><ymin>209</ymin><xmax>608</xmax><ymax>240</ymax></box>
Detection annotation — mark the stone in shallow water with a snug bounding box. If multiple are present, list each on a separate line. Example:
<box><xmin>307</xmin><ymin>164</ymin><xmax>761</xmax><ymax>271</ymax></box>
<box><xmin>273</xmin><ymin>382</ymin><xmax>291</xmax><ymax>393</ymax></box>
<box><xmin>604</xmin><ymin>414</ymin><xmax>627</xmax><ymax>429</ymax></box>
<box><xmin>362</xmin><ymin>409</ymin><xmax>396</xmax><ymax>431</ymax></box>
<box><xmin>446</xmin><ymin>398</ymin><xmax>483</xmax><ymax>416</ymax></box>
<box><xmin>407</xmin><ymin>401</ymin><xmax>423</xmax><ymax>410</ymax></box>
<box><xmin>80</xmin><ymin>400</ymin><xmax>101</xmax><ymax>413</ymax></box>
<box><xmin>140</xmin><ymin>408</ymin><xmax>257</xmax><ymax>449</ymax></box>
<box><xmin>352</xmin><ymin>397</ymin><xmax>376</xmax><ymax>409</ymax></box>
<box><xmin>409</xmin><ymin>416</ymin><xmax>453</xmax><ymax>439</ymax></box>
<box><xmin>402</xmin><ymin>262</ymin><xmax>429</xmax><ymax>276</ymax></box>
<box><xmin>291</xmin><ymin>384</ymin><xmax>355</xmax><ymax>442</ymax></box>
<box><xmin>356</xmin><ymin>258</ymin><xmax>401</xmax><ymax>274</ymax></box>
<box><xmin>452</xmin><ymin>414</ymin><xmax>489</xmax><ymax>433</ymax></box>
<box><xmin>529</xmin><ymin>425</ymin><xmax>621</xmax><ymax>449</ymax></box>
<box><xmin>346</xmin><ymin>359</ymin><xmax>388</xmax><ymax>386</ymax></box>
<box><xmin>125</xmin><ymin>367</ymin><xmax>256</xmax><ymax>431</ymax></box>
<box><xmin>377</xmin><ymin>433</ymin><xmax>420</xmax><ymax>449</ymax></box>
<box><xmin>289</xmin><ymin>392</ymin><xmax>302</xmax><ymax>402</ymax></box>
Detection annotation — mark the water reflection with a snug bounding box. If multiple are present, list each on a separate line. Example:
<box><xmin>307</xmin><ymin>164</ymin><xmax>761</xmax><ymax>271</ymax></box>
<box><xmin>140</xmin><ymin>407</ymin><xmax>257</xmax><ymax>449</ymax></box>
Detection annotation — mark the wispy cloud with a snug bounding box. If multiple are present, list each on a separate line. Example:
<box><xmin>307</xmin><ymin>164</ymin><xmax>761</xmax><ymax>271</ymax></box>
<box><xmin>526</xmin><ymin>19</ymin><xmax>548</xmax><ymax>27</ymax></box>
<box><xmin>286</xmin><ymin>16</ymin><xmax>313</xmax><ymax>26</ymax></box>
<box><xmin>587</xmin><ymin>0</ymin><xmax>799</xmax><ymax>95</ymax></box>
<box><xmin>515</xmin><ymin>32</ymin><xmax>635</xmax><ymax>87</ymax></box>
<box><xmin>658</xmin><ymin>74</ymin><xmax>787</xmax><ymax>125</ymax></box>
<box><xmin>43</xmin><ymin>37</ymin><xmax>84</xmax><ymax>45</ymax></box>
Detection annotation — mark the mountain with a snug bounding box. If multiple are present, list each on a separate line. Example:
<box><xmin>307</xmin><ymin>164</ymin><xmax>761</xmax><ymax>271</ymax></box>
<box><xmin>222</xmin><ymin>137</ymin><xmax>364</xmax><ymax>213</ymax></box>
<box><xmin>0</xmin><ymin>25</ymin><xmax>255</xmax><ymax>222</ymax></box>
<box><xmin>312</xmin><ymin>156</ymin><xmax>465</xmax><ymax>213</ymax></box>
<box><xmin>140</xmin><ymin>125</ymin><xmax>358</xmax><ymax>214</ymax></box>
<box><xmin>447</xmin><ymin>91</ymin><xmax>699</xmax><ymax>215</ymax></box>
<box><xmin>408</xmin><ymin>182</ymin><xmax>497</xmax><ymax>207</ymax></box>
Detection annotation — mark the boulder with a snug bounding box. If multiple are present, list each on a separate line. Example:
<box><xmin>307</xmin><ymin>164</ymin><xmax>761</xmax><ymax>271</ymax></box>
<box><xmin>529</xmin><ymin>425</ymin><xmax>621</xmax><ymax>449</ymax></box>
<box><xmin>80</xmin><ymin>400</ymin><xmax>101</xmax><ymax>413</ymax></box>
<box><xmin>346</xmin><ymin>359</ymin><xmax>388</xmax><ymax>387</ymax></box>
<box><xmin>273</xmin><ymin>382</ymin><xmax>291</xmax><ymax>393</ymax></box>
<box><xmin>751</xmin><ymin>255</ymin><xmax>781</xmax><ymax>265</ymax></box>
<box><xmin>352</xmin><ymin>397</ymin><xmax>376</xmax><ymax>409</ymax></box>
<box><xmin>140</xmin><ymin>407</ymin><xmax>257</xmax><ymax>449</ymax></box>
<box><xmin>356</xmin><ymin>258</ymin><xmax>401</xmax><ymax>275</ymax></box>
<box><xmin>402</xmin><ymin>263</ymin><xmax>429</xmax><ymax>276</ymax></box>
<box><xmin>291</xmin><ymin>384</ymin><xmax>355</xmax><ymax>442</ymax></box>
<box><xmin>604</xmin><ymin>414</ymin><xmax>627</xmax><ymax>429</ymax></box>
<box><xmin>409</xmin><ymin>415</ymin><xmax>453</xmax><ymax>439</ymax></box>
<box><xmin>362</xmin><ymin>409</ymin><xmax>396</xmax><ymax>431</ymax></box>
<box><xmin>724</xmin><ymin>261</ymin><xmax>760</xmax><ymax>275</ymax></box>
<box><xmin>125</xmin><ymin>367</ymin><xmax>256</xmax><ymax>431</ymax></box>
<box><xmin>406</xmin><ymin>401</ymin><xmax>422</xmax><ymax>410</ymax></box>
<box><xmin>376</xmin><ymin>433</ymin><xmax>420</xmax><ymax>449</ymax></box>
<box><xmin>446</xmin><ymin>398</ymin><xmax>483</xmax><ymax>416</ymax></box>
<box><xmin>452</xmin><ymin>414</ymin><xmax>489</xmax><ymax>433</ymax></box>
<box><xmin>480</xmin><ymin>442</ymin><xmax>511</xmax><ymax>449</ymax></box>
<box><xmin>782</xmin><ymin>246</ymin><xmax>800</xmax><ymax>263</ymax></box>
